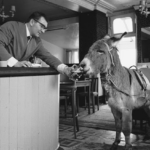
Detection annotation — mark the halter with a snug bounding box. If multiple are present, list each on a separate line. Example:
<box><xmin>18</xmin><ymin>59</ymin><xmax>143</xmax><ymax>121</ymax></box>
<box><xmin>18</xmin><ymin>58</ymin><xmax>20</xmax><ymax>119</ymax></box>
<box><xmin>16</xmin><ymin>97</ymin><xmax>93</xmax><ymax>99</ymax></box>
<box><xmin>103</xmin><ymin>42</ymin><xmax>115</xmax><ymax>66</ymax></box>
<box><xmin>101</xmin><ymin>41</ymin><xmax>116</xmax><ymax>83</ymax></box>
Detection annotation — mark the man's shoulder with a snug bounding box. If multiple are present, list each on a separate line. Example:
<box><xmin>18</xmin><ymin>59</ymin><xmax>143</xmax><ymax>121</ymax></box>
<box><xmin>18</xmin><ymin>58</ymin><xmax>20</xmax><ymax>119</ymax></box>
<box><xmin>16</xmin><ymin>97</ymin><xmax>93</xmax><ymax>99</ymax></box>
<box><xmin>7</xmin><ymin>21</ymin><xmax>24</xmax><ymax>25</ymax></box>
<box><xmin>2</xmin><ymin>21</ymin><xmax>24</xmax><ymax>28</ymax></box>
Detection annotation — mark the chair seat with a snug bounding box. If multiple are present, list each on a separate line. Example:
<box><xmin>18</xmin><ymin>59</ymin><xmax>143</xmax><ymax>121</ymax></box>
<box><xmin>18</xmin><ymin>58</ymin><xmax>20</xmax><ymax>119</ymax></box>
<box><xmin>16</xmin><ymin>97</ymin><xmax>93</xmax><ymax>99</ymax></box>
<box><xmin>60</xmin><ymin>92</ymin><xmax>71</xmax><ymax>96</ymax></box>
<box><xmin>77</xmin><ymin>91</ymin><xmax>98</xmax><ymax>96</ymax></box>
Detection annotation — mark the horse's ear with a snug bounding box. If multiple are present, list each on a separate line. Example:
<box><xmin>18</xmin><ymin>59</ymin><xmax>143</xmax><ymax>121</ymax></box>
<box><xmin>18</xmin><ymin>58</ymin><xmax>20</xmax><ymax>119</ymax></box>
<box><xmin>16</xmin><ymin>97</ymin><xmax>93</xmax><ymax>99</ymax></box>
<box><xmin>109</xmin><ymin>32</ymin><xmax>127</xmax><ymax>47</ymax></box>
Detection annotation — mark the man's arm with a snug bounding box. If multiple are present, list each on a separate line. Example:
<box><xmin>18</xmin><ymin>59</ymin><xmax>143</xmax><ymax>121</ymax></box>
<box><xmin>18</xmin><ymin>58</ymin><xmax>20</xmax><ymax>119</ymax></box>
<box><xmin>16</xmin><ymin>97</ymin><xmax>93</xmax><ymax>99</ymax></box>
<box><xmin>34</xmin><ymin>45</ymin><xmax>74</xmax><ymax>77</ymax></box>
<box><xmin>34</xmin><ymin>44</ymin><xmax>63</xmax><ymax>69</ymax></box>
<box><xmin>7</xmin><ymin>57</ymin><xmax>32</xmax><ymax>67</ymax></box>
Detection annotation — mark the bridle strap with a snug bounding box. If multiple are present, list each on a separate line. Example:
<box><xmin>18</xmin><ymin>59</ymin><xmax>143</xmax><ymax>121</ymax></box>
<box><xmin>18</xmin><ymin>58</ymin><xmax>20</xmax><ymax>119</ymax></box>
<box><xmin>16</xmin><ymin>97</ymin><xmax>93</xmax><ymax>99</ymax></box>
<box><xmin>103</xmin><ymin>42</ymin><xmax>115</xmax><ymax>66</ymax></box>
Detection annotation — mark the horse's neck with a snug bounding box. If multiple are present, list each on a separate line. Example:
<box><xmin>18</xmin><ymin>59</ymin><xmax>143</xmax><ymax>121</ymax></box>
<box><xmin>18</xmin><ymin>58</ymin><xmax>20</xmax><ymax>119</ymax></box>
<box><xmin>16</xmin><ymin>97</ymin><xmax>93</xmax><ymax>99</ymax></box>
<box><xmin>107</xmin><ymin>65</ymin><xmax>132</xmax><ymax>97</ymax></box>
<box><xmin>110</xmin><ymin>64</ymin><xmax>127</xmax><ymax>81</ymax></box>
<box><xmin>108</xmin><ymin>51</ymin><xmax>130</xmax><ymax>89</ymax></box>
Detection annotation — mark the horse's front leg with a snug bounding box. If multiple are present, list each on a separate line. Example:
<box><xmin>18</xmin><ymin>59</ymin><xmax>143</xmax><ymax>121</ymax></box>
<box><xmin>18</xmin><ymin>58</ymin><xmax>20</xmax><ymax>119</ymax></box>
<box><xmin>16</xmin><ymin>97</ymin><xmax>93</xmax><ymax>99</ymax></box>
<box><xmin>121</xmin><ymin>107</ymin><xmax>132</xmax><ymax>150</ymax></box>
<box><xmin>110</xmin><ymin>108</ymin><xmax>122</xmax><ymax>150</ymax></box>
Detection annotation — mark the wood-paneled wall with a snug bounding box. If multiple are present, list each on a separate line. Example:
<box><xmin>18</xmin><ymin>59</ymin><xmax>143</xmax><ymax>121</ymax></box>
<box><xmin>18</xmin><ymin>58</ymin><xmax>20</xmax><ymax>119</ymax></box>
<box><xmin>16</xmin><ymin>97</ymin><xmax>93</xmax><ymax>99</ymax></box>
<box><xmin>0</xmin><ymin>75</ymin><xmax>59</xmax><ymax>150</ymax></box>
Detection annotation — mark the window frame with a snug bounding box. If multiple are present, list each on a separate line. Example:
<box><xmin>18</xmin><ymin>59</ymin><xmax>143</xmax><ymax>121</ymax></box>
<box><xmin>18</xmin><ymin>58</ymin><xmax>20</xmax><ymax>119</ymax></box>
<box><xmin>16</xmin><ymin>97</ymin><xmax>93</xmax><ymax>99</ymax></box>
<box><xmin>110</xmin><ymin>12</ymin><xmax>136</xmax><ymax>37</ymax></box>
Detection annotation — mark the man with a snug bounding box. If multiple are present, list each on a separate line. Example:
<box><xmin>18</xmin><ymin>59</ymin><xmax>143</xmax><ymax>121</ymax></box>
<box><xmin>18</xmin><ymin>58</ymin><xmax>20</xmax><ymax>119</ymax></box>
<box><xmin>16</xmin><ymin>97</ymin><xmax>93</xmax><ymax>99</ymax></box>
<box><xmin>0</xmin><ymin>11</ymin><xmax>73</xmax><ymax>76</ymax></box>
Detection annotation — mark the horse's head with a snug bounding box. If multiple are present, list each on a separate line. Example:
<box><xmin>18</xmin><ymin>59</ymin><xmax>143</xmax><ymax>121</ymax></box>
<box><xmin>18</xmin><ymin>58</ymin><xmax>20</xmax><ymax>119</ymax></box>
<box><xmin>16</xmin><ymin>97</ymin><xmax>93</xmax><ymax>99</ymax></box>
<box><xmin>80</xmin><ymin>32</ymin><xmax>127</xmax><ymax>77</ymax></box>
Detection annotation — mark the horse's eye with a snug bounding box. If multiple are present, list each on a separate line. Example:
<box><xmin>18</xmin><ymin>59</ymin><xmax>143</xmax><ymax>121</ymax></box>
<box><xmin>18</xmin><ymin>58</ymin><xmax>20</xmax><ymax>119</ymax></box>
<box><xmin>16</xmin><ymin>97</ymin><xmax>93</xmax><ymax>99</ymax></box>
<box><xmin>97</xmin><ymin>50</ymin><xmax>104</xmax><ymax>55</ymax></box>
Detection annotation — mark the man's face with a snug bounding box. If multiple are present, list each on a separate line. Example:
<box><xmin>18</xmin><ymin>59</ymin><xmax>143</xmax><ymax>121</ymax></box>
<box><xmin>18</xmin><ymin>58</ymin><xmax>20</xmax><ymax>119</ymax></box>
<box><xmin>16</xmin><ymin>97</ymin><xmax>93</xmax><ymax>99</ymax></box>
<box><xmin>31</xmin><ymin>17</ymin><xmax>48</xmax><ymax>37</ymax></box>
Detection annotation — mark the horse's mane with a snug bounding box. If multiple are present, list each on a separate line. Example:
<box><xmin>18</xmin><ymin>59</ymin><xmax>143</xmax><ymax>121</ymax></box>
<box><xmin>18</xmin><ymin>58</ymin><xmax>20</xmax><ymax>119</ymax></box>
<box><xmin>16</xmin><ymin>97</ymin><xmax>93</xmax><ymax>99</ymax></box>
<box><xmin>111</xmin><ymin>47</ymin><xmax>121</xmax><ymax>65</ymax></box>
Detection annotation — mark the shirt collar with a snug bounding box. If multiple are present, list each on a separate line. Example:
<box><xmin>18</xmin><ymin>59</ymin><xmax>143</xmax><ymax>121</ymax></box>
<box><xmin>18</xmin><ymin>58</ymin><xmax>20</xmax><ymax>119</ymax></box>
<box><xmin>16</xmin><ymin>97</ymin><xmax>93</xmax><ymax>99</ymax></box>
<box><xmin>25</xmin><ymin>24</ymin><xmax>31</xmax><ymax>37</ymax></box>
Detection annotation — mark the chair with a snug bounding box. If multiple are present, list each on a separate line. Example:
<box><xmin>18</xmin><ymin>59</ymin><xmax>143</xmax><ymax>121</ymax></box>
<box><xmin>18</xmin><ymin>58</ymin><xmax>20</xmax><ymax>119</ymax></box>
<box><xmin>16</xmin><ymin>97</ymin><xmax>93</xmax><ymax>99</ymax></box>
<box><xmin>76</xmin><ymin>77</ymin><xmax>99</xmax><ymax>114</ymax></box>
<box><xmin>60</xmin><ymin>80</ymin><xmax>92</xmax><ymax>138</ymax></box>
<box><xmin>60</xmin><ymin>89</ymin><xmax>72</xmax><ymax>118</ymax></box>
<box><xmin>91</xmin><ymin>78</ymin><xmax>99</xmax><ymax>112</ymax></box>
<box><xmin>60</xmin><ymin>88</ymin><xmax>79</xmax><ymax>139</ymax></box>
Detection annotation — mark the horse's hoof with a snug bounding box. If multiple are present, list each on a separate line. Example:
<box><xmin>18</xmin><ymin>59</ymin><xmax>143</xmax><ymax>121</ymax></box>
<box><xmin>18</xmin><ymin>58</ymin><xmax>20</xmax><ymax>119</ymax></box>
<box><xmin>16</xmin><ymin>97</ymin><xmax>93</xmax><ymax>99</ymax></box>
<box><xmin>124</xmin><ymin>145</ymin><xmax>132</xmax><ymax>150</ymax></box>
<box><xmin>110</xmin><ymin>143</ymin><xmax>118</xmax><ymax>150</ymax></box>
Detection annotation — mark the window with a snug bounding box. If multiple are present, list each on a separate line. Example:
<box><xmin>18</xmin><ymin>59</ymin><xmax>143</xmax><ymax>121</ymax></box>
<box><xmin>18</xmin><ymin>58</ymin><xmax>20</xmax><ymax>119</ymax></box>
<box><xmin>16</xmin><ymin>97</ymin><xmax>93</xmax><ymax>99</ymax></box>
<box><xmin>117</xmin><ymin>37</ymin><xmax>137</xmax><ymax>68</ymax></box>
<box><xmin>110</xmin><ymin>12</ymin><xmax>135</xmax><ymax>35</ymax></box>
<box><xmin>113</xmin><ymin>17</ymin><xmax>133</xmax><ymax>34</ymax></box>
<box><xmin>66</xmin><ymin>50</ymin><xmax>79</xmax><ymax>64</ymax></box>
<box><xmin>110</xmin><ymin>12</ymin><xmax>136</xmax><ymax>68</ymax></box>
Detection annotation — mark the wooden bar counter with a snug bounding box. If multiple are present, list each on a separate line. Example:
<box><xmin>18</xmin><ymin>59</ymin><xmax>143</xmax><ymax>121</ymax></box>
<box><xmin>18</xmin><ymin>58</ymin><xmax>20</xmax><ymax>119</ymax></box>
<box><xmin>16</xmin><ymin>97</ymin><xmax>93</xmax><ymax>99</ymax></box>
<box><xmin>0</xmin><ymin>67</ymin><xmax>60</xmax><ymax>150</ymax></box>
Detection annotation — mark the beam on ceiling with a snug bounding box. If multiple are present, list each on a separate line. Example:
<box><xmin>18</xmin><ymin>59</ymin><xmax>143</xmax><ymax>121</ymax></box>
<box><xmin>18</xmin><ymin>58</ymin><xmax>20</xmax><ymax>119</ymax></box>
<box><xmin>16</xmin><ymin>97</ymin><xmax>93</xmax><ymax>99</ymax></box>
<box><xmin>45</xmin><ymin>0</ymin><xmax>116</xmax><ymax>14</ymax></box>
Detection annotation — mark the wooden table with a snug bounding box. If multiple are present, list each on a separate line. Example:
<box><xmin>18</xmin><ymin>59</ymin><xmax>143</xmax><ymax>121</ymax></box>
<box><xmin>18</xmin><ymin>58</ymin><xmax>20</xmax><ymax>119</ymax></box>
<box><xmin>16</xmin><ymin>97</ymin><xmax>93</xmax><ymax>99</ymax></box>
<box><xmin>60</xmin><ymin>79</ymin><xmax>91</xmax><ymax>138</ymax></box>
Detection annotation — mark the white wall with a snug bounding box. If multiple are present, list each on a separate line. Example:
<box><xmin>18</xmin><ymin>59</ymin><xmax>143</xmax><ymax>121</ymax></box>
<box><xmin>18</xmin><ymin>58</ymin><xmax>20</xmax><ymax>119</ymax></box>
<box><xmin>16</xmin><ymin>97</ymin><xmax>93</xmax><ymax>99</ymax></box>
<box><xmin>42</xmin><ymin>24</ymin><xmax>79</xmax><ymax>50</ymax></box>
<box><xmin>40</xmin><ymin>17</ymin><xmax>79</xmax><ymax>65</ymax></box>
<box><xmin>42</xmin><ymin>39</ymin><xmax>67</xmax><ymax>64</ymax></box>
<box><xmin>40</xmin><ymin>18</ymin><xmax>79</xmax><ymax>81</ymax></box>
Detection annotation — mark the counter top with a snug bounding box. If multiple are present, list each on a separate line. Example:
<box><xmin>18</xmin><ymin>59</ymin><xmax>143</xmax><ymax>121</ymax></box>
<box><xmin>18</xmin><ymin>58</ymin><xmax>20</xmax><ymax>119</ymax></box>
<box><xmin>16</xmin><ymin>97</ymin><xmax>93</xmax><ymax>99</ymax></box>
<box><xmin>0</xmin><ymin>67</ymin><xmax>59</xmax><ymax>77</ymax></box>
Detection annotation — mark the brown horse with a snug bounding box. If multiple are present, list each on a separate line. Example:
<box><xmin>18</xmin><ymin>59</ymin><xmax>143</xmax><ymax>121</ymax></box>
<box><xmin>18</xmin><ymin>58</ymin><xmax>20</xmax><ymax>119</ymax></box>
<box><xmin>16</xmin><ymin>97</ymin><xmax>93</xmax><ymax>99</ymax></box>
<box><xmin>79</xmin><ymin>32</ymin><xmax>150</xmax><ymax>150</ymax></box>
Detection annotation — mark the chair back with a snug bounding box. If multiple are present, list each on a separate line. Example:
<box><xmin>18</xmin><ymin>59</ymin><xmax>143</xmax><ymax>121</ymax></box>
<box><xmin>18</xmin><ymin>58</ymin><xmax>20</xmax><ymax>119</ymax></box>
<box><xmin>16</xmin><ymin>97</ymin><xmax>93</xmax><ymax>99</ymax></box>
<box><xmin>91</xmin><ymin>78</ymin><xmax>98</xmax><ymax>94</ymax></box>
<box><xmin>85</xmin><ymin>77</ymin><xmax>98</xmax><ymax>94</ymax></box>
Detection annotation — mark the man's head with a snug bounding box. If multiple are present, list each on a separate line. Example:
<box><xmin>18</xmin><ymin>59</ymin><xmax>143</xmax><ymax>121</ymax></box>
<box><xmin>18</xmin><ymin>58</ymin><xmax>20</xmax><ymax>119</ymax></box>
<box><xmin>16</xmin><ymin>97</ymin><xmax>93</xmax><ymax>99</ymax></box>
<box><xmin>27</xmin><ymin>12</ymin><xmax>48</xmax><ymax>37</ymax></box>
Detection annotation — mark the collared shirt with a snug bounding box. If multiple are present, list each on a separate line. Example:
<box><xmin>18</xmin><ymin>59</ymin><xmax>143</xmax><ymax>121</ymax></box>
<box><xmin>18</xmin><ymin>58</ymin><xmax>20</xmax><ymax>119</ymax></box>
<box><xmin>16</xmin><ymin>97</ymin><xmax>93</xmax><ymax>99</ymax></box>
<box><xmin>25</xmin><ymin>24</ymin><xmax>30</xmax><ymax>37</ymax></box>
<box><xmin>7</xmin><ymin>24</ymin><xmax>30</xmax><ymax>67</ymax></box>
<box><xmin>26</xmin><ymin>24</ymin><xmax>32</xmax><ymax>43</ymax></box>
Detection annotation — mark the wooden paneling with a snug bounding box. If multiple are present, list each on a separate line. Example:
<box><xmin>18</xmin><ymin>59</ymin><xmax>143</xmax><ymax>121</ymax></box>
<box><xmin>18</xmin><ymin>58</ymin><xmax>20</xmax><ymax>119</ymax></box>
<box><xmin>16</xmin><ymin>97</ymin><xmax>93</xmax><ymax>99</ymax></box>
<box><xmin>0</xmin><ymin>75</ymin><xmax>59</xmax><ymax>150</ymax></box>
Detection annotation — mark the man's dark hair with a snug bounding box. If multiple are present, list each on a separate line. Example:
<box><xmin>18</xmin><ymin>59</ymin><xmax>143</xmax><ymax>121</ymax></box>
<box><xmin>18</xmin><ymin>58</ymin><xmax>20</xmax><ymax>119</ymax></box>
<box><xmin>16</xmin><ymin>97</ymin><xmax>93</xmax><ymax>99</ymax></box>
<box><xmin>27</xmin><ymin>12</ymin><xmax>48</xmax><ymax>22</ymax></box>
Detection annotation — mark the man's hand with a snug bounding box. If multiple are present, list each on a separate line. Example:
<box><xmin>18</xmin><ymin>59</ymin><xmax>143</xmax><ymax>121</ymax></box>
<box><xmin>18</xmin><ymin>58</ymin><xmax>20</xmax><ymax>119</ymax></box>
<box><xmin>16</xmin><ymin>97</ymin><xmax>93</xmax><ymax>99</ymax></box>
<box><xmin>63</xmin><ymin>66</ymin><xmax>74</xmax><ymax>78</ymax></box>
<box><xmin>63</xmin><ymin>65</ymin><xmax>82</xmax><ymax>80</ymax></box>
<box><xmin>14</xmin><ymin>61</ymin><xmax>32</xmax><ymax>67</ymax></box>
<box><xmin>57</xmin><ymin>64</ymin><xmax>83</xmax><ymax>80</ymax></box>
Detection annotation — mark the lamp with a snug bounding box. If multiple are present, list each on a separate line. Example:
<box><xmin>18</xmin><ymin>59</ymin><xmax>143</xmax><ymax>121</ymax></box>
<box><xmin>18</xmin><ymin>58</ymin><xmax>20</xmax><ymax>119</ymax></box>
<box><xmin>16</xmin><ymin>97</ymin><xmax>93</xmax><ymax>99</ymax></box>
<box><xmin>0</xmin><ymin>0</ymin><xmax>15</xmax><ymax>21</ymax></box>
<box><xmin>139</xmin><ymin>0</ymin><xmax>150</xmax><ymax>17</ymax></box>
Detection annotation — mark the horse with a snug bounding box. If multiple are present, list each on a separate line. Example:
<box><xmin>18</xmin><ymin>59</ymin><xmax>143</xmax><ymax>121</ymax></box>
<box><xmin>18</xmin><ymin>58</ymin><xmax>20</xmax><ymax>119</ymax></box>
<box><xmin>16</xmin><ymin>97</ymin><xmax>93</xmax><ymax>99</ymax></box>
<box><xmin>79</xmin><ymin>32</ymin><xmax>150</xmax><ymax>150</ymax></box>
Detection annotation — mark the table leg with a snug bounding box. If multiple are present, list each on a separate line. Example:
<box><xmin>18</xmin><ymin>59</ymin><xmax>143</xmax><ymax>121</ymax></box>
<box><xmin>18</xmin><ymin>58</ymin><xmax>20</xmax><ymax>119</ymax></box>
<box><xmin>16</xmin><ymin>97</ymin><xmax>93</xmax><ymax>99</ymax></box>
<box><xmin>75</xmin><ymin>91</ymin><xmax>79</xmax><ymax>132</ymax></box>
<box><xmin>88</xmin><ymin>85</ymin><xmax>91</xmax><ymax>114</ymax></box>
<box><xmin>71</xmin><ymin>88</ymin><xmax>79</xmax><ymax>138</ymax></box>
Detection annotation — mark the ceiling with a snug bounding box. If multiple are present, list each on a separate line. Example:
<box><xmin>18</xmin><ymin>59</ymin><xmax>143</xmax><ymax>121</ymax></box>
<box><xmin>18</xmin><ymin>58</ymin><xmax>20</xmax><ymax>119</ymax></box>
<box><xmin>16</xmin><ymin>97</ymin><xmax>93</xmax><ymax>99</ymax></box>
<box><xmin>1</xmin><ymin>0</ymin><xmax>79</xmax><ymax>22</ymax></box>
<box><xmin>1</xmin><ymin>0</ymin><xmax>149</xmax><ymax>23</ymax></box>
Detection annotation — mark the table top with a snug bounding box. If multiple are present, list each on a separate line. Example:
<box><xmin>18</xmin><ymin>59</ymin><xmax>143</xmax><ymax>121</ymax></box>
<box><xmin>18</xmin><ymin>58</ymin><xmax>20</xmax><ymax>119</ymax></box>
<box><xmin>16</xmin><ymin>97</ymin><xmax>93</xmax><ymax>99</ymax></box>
<box><xmin>0</xmin><ymin>67</ymin><xmax>59</xmax><ymax>77</ymax></box>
